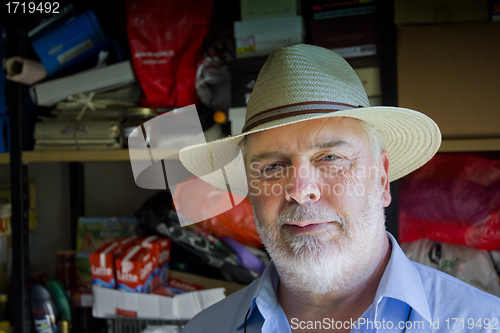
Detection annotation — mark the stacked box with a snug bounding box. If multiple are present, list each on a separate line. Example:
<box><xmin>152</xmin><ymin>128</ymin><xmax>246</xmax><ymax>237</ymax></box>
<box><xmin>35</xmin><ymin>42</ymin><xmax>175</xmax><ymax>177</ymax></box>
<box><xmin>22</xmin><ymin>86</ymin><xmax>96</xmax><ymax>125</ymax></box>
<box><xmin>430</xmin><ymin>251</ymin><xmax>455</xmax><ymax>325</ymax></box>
<box><xmin>140</xmin><ymin>236</ymin><xmax>171</xmax><ymax>289</ymax></box>
<box><xmin>115</xmin><ymin>245</ymin><xmax>155</xmax><ymax>293</ymax></box>
<box><xmin>234</xmin><ymin>16</ymin><xmax>304</xmax><ymax>58</ymax></box>
<box><xmin>89</xmin><ymin>237</ymin><xmax>138</xmax><ymax>289</ymax></box>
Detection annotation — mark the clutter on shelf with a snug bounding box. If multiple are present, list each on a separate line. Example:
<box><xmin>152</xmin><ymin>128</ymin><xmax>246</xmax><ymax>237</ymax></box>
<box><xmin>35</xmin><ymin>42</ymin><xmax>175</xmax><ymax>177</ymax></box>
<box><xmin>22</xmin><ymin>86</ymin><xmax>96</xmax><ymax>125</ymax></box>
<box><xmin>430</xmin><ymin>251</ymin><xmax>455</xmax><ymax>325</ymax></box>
<box><xmin>33</xmin><ymin>84</ymin><xmax>141</xmax><ymax>151</ymax></box>
<box><xmin>402</xmin><ymin>238</ymin><xmax>500</xmax><ymax>297</ymax></box>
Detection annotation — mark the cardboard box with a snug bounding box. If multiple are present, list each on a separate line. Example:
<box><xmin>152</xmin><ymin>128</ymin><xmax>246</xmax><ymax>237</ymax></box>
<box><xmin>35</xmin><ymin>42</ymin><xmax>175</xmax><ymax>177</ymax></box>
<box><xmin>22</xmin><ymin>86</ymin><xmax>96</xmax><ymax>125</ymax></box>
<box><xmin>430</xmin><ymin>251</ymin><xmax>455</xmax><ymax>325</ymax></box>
<box><xmin>397</xmin><ymin>22</ymin><xmax>500</xmax><ymax>139</ymax></box>
<box><xmin>353</xmin><ymin>67</ymin><xmax>380</xmax><ymax>97</ymax></box>
<box><xmin>92</xmin><ymin>270</ymin><xmax>245</xmax><ymax>319</ymax></box>
<box><xmin>240</xmin><ymin>0</ymin><xmax>297</xmax><ymax>21</ymax></box>
<box><xmin>76</xmin><ymin>216</ymin><xmax>137</xmax><ymax>253</ymax></box>
<box><xmin>312</xmin><ymin>4</ymin><xmax>377</xmax><ymax>21</ymax></box>
<box><xmin>492</xmin><ymin>0</ymin><xmax>500</xmax><ymax>21</ymax></box>
<box><xmin>115</xmin><ymin>245</ymin><xmax>155</xmax><ymax>293</ymax></box>
<box><xmin>139</xmin><ymin>236</ymin><xmax>171</xmax><ymax>288</ymax></box>
<box><xmin>92</xmin><ymin>285</ymin><xmax>226</xmax><ymax>320</ymax></box>
<box><xmin>169</xmin><ymin>270</ymin><xmax>245</xmax><ymax>296</ymax></box>
<box><xmin>310</xmin><ymin>14</ymin><xmax>378</xmax><ymax>59</ymax></box>
<box><xmin>395</xmin><ymin>0</ymin><xmax>489</xmax><ymax>25</ymax></box>
<box><xmin>234</xmin><ymin>16</ymin><xmax>304</xmax><ymax>58</ymax></box>
<box><xmin>30</xmin><ymin>61</ymin><xmax>136</xmax><ymax>107</ymax></box>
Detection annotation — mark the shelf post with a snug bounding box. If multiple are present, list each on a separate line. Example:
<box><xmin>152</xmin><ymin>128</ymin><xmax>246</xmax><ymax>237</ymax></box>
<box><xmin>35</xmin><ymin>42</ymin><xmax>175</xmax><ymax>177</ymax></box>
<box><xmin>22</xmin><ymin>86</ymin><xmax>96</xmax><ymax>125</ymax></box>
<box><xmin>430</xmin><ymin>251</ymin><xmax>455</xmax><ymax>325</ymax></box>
<box><xmin>69</xmin><ymin>162</ymin><xmax>85</xmax><ymax>250</ymax></box>
<box><xmin>9</xmin><ymin>81</ymin><xmax>31</xmax><ymax>333</ymax></box>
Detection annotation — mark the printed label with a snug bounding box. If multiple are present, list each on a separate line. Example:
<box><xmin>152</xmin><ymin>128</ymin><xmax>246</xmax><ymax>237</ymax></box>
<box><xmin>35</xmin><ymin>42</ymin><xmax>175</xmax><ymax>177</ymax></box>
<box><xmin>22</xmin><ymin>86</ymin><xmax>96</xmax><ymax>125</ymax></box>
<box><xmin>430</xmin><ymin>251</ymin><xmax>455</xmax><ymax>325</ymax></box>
<box><xmin>330</xmin><ymin>44</ymin><xmax>377</xmax><ymax>59</ymax></box>
<box><xmin>57</xmin><ymin>39</ymin><xmax>94</xmax><ymax>65</ymax></box>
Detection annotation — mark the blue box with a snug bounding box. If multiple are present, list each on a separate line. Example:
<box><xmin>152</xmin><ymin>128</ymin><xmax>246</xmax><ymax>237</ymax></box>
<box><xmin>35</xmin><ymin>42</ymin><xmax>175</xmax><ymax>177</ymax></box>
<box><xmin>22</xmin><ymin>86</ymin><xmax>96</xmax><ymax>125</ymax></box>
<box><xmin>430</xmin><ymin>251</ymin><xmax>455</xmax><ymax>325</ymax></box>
<box><xmin>31</xmin><ymin>10</ymin><xmax>105</xmax><ymax>75</ymax></box>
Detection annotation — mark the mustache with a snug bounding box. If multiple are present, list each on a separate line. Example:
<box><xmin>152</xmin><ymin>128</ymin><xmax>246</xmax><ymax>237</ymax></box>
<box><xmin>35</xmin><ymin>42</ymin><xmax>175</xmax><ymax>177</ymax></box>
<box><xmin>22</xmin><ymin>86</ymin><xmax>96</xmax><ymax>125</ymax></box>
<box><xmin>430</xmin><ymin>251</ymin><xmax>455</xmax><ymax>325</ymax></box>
<box><xmin>276</xmin><ymin>203</ymin><xmax>347</xmax><ymax>227</ymax></box>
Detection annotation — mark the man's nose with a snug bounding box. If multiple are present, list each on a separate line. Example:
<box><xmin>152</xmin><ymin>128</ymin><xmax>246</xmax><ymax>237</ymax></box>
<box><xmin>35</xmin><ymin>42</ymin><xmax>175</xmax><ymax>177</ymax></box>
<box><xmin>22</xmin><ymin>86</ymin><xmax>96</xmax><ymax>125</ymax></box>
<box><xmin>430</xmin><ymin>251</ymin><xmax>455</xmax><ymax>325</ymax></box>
<box><xmin>284</xmin><ymin>160</ymin><xmax>321</xmax><ymax>204</ymax></box>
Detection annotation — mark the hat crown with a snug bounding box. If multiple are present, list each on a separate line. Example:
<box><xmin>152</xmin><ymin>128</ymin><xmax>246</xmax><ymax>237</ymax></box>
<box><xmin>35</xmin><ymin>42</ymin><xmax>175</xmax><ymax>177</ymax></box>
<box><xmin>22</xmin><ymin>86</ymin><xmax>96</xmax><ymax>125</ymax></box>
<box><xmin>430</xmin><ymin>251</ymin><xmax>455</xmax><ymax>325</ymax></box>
<box><xmin>246</xmin><ymin>44</ymin><xmax>370</xmax><ymax>122</ymax></box>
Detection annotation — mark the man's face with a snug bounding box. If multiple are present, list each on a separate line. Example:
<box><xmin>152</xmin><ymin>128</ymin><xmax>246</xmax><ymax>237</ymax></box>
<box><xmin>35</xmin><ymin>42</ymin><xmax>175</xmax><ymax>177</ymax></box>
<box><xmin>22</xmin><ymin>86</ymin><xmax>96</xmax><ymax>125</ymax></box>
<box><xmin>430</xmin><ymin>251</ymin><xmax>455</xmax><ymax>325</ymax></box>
<box><xmin>244</xmin><ymin>117</ymin><xmax>391</xmax><ymax>293</ymax></box>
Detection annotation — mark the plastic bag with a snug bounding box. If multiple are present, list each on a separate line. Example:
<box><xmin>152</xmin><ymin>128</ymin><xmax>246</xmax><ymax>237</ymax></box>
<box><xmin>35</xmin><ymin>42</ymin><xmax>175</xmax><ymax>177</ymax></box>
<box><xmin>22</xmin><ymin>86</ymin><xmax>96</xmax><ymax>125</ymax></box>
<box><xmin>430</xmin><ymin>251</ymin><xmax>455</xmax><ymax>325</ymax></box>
<box><xmin>399</xmin><ymin>153</ymin><xmax>500</xmax><ymax>250</ymax></box>
<box><xmin>173</xmin><ymin>176</ymin><xmax>262</xmax><ymax>248</ymax></box>
<box><xmin>135</xmin><ymin>192</ymin><xmax>260</xmax><ymax>284</ymax></box>
<box><xmin>401</xmin><ymin>239</ymin><xmax>500</xmax><ymax>297</ymax></box>
<box><xmin>126</xmin><ymin>0</ymin><xmax>213</xmax><ymax>108</ymax></box>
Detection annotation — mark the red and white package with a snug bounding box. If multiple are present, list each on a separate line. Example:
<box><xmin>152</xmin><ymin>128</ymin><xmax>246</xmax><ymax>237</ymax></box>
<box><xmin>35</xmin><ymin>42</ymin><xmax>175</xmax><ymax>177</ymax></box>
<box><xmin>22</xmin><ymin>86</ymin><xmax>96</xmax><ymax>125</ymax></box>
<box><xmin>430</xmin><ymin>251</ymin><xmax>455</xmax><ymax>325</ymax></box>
<box><xmin>152</xmin><ymin>278</ymin><xmax>203</xmax><ymax>297</ymax></box>
<box><xmin>115</xmin><ymin>245</ymin><xmax>155</xmax><ymax>293</ymax></box>
<box><xmin>140</xmin><ymin>236</ymin><xmax>171</xmax><ymax>289</ymax></box>
<box><xmin>118</xmin><ymin>235</ymin><xmax>140</xmax><ymax>248</ymax></box>
<box><xmin>90</xmin><ymin>242</ymin><xmax>121</xmax><ymax>289</ymax></box>
<box><xmin>89</xmin><ymin>236</ymin><xmax>140</xmax><ymax>289</ymax></box>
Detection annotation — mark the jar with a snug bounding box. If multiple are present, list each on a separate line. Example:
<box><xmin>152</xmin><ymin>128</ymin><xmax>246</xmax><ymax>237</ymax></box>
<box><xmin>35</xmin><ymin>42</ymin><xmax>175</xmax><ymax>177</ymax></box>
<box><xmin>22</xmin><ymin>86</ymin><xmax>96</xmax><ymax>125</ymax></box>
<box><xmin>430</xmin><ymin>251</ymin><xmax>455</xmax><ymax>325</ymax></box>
<box><xmin>122</xmin><ymin>108</ymin><xmax>158</xmax><ymax>148</ymax></box>
<box><xmin>55</xmin><ymin>251</ymin><xmax>77</xmax><ymax>292</ymax></box>
<box><xmin>0</xmin><ymin>204</ymin><xmax>11</xmax><ymax>236</ymax></box>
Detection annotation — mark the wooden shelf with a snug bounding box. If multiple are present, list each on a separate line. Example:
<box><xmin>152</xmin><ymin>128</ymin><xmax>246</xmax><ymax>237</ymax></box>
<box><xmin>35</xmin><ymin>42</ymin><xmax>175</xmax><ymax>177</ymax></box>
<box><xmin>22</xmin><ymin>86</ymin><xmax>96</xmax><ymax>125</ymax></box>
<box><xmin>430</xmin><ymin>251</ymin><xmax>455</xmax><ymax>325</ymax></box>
<box><xmin>0</xmin><ymin>148</ymin><xmax>181</xmax><ymax>164</ymax></box>
<box><xmin>0</xmin><ymin>139</ymin><xmax>499</xmax><ymax>164</ymax></box>
<box><xmin>438</xmin><ymin>138</ymin><xmax>500</xmax><ymax>152</ymax></box>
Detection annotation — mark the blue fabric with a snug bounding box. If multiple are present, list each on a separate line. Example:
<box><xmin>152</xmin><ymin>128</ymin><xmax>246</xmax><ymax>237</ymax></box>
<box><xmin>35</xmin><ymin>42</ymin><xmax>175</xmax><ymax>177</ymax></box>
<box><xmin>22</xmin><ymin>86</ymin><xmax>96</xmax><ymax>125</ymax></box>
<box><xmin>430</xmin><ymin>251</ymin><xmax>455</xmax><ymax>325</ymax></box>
<box><xmin>182</xmin><ymin>232</ymin><xmax>500</xmax><ymax>332</ymax></box>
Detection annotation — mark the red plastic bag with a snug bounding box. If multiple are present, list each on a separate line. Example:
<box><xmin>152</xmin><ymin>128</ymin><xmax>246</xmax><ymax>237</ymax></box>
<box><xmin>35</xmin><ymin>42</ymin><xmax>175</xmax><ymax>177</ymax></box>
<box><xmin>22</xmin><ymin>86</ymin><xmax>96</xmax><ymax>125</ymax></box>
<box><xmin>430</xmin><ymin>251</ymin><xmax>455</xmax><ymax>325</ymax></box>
<box><xmin>173</xmin><ymin>176</ymin><xmax>262</xmax><ymax>248</ymax></box>
<box><xmin>126</xmin><ymin>0</ymin><xmax>213</xmax><ymax>108</ymax></box>
<box><xmin>399</xmin><ymin>153</ymin><xmax>500</xmax><ymax>250</ymax></box>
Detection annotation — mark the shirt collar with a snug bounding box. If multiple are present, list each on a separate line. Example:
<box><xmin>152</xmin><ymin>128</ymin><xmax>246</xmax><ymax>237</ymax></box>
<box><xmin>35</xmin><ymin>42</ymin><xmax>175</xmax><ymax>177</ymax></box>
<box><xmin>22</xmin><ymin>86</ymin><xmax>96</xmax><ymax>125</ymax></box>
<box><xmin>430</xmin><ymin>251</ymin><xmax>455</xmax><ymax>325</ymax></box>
<box><xmin>236</xmin><ymin>261</ymin><xmax>280</xmax><ymax>330</ymax></box>
<box><xmin>237</xmin><ymin>232</ymin><xmax>433</xmax><ymax>328</ymax></box>
<box><xmin>374</xmin><ymin>232</ymin><xmax>432</xmax><ymax>324</ymax></box>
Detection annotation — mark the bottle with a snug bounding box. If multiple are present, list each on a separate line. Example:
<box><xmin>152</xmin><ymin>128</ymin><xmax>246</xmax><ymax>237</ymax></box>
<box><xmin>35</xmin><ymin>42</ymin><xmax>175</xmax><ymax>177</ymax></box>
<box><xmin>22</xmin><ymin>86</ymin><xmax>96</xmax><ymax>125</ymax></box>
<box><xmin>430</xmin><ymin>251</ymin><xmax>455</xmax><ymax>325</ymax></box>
<box><xmin>0</xmin><ymin>294</ymin><xmax>7</xmax><ymax>321</ymax></box>
<box><xmin>31</xmin><ymin>285</ymin><xmax>59</xmax><ymax>333</ymax></box>
<box><xmin>0</xmin><ymin>321</ymin><xmax>12</xmax><ymax>333</ymax></box>
<box><xmin>58</xmin><ymin>320</ymin><xmax>69</xmax><ymax>333</ymax></box>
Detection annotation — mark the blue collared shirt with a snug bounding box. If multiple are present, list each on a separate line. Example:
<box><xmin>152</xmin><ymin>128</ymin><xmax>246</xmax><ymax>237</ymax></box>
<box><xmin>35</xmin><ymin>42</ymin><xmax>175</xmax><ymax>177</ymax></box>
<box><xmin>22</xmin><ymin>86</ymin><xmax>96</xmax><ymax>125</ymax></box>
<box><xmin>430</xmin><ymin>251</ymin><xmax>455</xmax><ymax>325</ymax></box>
<box><xmin>182</xmin><ymin>233</ymin><xmax>500</xmax><ymax>332</ymax></box>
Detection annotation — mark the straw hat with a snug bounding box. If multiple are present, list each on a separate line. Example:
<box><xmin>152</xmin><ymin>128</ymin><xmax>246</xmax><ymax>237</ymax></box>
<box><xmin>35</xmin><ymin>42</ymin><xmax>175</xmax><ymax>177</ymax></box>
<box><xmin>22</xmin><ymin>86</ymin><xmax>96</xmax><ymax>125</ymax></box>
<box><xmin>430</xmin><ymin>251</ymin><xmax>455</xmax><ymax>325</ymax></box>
<box><xmin>179</xmin><ymin>44</ymin><xmax>441</xmax><ymax>195</ymax></box>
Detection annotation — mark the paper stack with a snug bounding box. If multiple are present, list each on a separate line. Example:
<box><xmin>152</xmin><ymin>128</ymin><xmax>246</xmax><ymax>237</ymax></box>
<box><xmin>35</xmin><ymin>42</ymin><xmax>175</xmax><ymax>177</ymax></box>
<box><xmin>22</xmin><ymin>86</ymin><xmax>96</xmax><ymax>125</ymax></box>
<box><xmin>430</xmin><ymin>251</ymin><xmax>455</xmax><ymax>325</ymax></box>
<box><xmin>33</xmin><ymin>84</ymin><xmax>140</xmax><ymax>151</ymax></box>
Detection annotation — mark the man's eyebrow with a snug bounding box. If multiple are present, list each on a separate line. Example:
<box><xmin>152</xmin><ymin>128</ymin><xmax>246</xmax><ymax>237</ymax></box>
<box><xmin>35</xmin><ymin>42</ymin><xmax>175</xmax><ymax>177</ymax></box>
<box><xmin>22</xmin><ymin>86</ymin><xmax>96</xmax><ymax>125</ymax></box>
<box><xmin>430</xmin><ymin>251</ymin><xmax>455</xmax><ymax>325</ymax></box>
<box><xmin>249</xmin><ymin>140</ymin><xmax>354</xmax><ymax>164</ymax></box>
<box><xmin>314</xmin><ymin>139</ymin><xmax>354</xmax><ymax>150</ymax></box>
<box><xmin>249</xmin><ymin>150</ymin><xmax>287</xmax><ymax>164</ymax></box>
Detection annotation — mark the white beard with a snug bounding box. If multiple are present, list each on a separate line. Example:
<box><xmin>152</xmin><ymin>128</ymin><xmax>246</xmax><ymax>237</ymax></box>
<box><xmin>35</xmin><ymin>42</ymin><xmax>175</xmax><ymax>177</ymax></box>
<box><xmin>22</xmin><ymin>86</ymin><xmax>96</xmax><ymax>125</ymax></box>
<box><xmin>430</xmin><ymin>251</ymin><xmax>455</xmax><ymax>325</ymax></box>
<box><xmin>253</xmin><ymin>182</ymin><xmax>387</xmax><ymax>295</ymax></box>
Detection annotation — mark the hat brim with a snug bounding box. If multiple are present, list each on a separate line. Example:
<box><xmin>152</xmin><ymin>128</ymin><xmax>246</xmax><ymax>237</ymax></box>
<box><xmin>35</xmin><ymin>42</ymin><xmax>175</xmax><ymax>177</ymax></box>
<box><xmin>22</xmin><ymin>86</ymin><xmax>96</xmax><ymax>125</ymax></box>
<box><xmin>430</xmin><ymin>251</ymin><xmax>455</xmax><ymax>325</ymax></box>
<box><xmin>178</xmin><ymin>106</ymin><xmax>441</xmax><ymax>194</ymax></box>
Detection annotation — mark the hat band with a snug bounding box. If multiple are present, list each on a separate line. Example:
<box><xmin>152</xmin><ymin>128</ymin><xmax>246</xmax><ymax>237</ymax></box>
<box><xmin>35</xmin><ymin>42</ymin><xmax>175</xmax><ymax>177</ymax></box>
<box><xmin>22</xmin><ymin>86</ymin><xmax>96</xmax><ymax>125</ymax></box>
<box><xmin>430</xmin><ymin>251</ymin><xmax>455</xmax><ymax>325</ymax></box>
<box><xmin>242</xmin><ymin>101</ymin><xmax>361</xmax><ymax>133</ymax></box>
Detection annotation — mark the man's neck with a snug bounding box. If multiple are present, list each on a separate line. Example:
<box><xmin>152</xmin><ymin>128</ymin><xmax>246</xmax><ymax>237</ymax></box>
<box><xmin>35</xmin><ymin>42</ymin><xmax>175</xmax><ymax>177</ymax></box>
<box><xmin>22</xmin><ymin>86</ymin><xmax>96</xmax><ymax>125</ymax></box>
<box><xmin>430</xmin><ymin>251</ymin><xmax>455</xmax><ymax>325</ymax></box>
<box><xmin>277</xmin><ymin>236</ymin><xmax>391</xmax><ymax>333</ymax></box>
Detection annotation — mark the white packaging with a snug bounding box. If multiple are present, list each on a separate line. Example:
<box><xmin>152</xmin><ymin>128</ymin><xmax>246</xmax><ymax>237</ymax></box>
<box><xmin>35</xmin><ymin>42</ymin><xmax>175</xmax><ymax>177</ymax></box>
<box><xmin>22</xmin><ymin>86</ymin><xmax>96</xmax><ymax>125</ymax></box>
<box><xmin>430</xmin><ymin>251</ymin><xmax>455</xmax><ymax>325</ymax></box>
<box><xmin>228</xmin><ymin>107</ymin><xmax>247</xmax><ymax>135</ymax></box>
<box><xmin>234</xmin><ymin>16</ymin><xmax>304</xmax><ymax>58</ymax></box>
<box><xmin>30</xmin><ymin>61</ymin><xmax>136</xmax><ymax>106</ymax></box>
<box><xmin>402</xmin><ymin>239</ymin><xmax>500</xmax><ymax>297</ymax></box>
<box><xmin>240</xmin><ymin>0</ymin><xmax>298</xmax><ymax>21</ymax></box>
<box><xmin>92</xmin><ymin>285</ymin><xmax>226</xmax><ymax>320</ymax></box>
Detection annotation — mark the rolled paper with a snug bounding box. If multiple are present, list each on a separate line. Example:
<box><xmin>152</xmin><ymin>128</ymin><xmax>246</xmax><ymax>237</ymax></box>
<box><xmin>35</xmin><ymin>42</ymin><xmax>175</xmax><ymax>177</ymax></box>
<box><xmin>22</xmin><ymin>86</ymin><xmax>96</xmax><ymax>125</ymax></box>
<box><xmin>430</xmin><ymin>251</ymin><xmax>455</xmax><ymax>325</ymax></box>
<box><xmin>6</xmin><ymin>56</ymin><xmax>47</xmax><ymax>85</ymax></box>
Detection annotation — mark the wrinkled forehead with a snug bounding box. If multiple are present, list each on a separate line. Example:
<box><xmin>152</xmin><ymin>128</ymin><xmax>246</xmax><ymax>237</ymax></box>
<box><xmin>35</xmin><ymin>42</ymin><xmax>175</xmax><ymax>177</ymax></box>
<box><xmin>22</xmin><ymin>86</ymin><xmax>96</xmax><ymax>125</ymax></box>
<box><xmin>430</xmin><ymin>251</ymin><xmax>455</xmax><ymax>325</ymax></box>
<box><xmin>244</xmin><ymin>117</ymin><xmax>370</xmax><ymax>157</ymax></box>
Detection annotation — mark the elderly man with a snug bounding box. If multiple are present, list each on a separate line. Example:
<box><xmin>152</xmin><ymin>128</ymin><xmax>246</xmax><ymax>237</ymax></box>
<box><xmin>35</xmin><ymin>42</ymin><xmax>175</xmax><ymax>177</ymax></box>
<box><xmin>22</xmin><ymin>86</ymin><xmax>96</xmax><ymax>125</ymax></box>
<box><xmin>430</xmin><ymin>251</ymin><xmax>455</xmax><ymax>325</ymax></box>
<box><xmin>180</xmin><ymin>44</ymin><xmax>500</xmax><ymax>332</ymax></box>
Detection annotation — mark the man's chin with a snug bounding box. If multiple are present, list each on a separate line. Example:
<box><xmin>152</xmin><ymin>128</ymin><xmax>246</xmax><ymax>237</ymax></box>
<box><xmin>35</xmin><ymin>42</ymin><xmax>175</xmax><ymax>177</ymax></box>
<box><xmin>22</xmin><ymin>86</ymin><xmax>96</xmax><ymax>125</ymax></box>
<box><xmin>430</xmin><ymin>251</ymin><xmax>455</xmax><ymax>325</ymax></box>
<box><xmin>273</xmin><ymin>237</ymin><xmax>343</xmax><ymax>264</ymax></box>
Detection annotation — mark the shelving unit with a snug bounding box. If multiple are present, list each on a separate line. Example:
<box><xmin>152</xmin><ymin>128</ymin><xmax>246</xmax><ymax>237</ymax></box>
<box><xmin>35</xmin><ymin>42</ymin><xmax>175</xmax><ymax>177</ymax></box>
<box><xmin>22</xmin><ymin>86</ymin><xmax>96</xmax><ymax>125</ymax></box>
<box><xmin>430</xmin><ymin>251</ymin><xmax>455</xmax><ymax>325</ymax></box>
<box><xmin>0</xmin><ymin>148</ymin><xmax>181</xmax><ymax>164</ymax></box>
<box><xmin>2</xmin><ymin>139</ymin><xmax>499</xmax><ymax>164</ymax></box>
<box><xmin>4</xmin><ymin>1</ymin><xmax>498</xmax><ymax>333</ymax></box>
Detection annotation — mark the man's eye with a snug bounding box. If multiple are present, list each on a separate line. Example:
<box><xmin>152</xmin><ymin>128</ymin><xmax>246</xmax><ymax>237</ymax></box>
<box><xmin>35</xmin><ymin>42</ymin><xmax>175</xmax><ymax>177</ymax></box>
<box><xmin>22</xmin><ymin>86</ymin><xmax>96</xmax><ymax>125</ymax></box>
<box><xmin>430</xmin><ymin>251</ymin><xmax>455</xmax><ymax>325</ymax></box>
<box><xmin>262</xmin><ymin>163</ymin><xmax>282</xmax><ymax>172</ymax></box>
<box><xmin>323</xmin><ymin>155</ymin><xmax>340</xmax><ymax>161</ymax></box>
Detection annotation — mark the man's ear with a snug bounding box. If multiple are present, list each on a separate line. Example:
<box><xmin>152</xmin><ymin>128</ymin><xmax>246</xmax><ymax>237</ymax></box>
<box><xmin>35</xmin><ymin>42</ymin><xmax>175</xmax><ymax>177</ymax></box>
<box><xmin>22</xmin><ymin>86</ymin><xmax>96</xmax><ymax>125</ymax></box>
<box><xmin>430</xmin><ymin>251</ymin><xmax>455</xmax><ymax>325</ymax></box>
<box><xmin>378</xmin><ymin>150</ymin><xmax>391</xmax><ymax>207</ymax></box>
